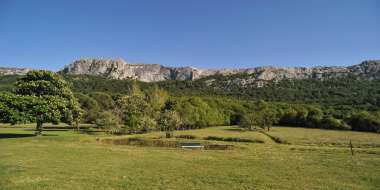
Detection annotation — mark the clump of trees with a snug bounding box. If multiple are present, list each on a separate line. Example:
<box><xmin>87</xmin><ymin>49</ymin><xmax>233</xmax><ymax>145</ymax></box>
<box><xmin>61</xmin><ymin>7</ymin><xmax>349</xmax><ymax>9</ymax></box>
<box><xmin>347</xmin><ymin>111</ymin><xmax>380</xmax><ymax>133</ymax></box>
<box><xmin>46</xmin><ymin>74</ymin><xmax>380</xmax><ymax>134</ymax></box>
<box><xmin>87</xmin><ymin>82</ymin><xmax>233</xmax><ymax>135</ymax></box>
<box><xmin>0</xmin><ymin>71</ymin><xmax>82</xmax><ymax>135</ymax></box>
<box><xmin>239</xmin><ymin>100</ymin><xmax>279</xmax><ymax>131</ymax></box>
<box><xmin>2</xmin><ymin>73</ymin><xmax>380</xmax><ymax>135</ymax></box>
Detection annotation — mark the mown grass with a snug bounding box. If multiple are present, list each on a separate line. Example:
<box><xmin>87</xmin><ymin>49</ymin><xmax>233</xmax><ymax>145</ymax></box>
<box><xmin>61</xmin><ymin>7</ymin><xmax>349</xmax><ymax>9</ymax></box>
<box><xmin>266</xmin><ymin>127</ymin><xmax>380</xmax><ymax>148</ymax></box>
<box><xmin>0</xmin><ymin>125</ymin><xmax>380</xmax><ymax>190</ymax></box>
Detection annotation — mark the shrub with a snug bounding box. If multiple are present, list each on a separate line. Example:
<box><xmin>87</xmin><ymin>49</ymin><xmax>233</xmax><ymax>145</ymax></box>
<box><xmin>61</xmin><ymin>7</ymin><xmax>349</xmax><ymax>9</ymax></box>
<box><xmin>204</xmin><ymin>136</ymin><xmax>263</xmax><ymax>143</ymax></box>
<box><xmin>101</xmin><ymin>138</ymin><xmax>179</xmax><ymax>148</ymax></box>
<box><xmin>347</xmin><ymin>112</ymin><xmax>380</xmax><ymax>133</ymax></box>
<box><xmin>95</xmin><ymin>111</ymin><xmax>122</xmax><ymax>134</ymax></box>
<box><xmin>319</xmin><ymin>116</ymin><xmax>351</xmax><ymax>130</ymax></box>
<box><xmin>204</xmin><ymin>144</ymin><xmax>234</xmax><ymax>150</ymax></box>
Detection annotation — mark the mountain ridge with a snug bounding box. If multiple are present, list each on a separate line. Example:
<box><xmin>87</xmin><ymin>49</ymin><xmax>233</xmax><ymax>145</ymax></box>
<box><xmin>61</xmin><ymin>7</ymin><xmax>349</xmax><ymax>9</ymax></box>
<box><xmin>1</xmin><ymin>59</ymin><xmax>380</xmax><ymax>83</ymax></box>
<box><xmin>61</xmin><ymin>58</ymin><xmax>380</xmax><ymax>82</ymax></box>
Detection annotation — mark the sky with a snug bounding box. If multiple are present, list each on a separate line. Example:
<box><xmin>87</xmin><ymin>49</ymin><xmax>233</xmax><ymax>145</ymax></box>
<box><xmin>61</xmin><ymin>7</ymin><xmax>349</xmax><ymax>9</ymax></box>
<box><xmin>0</xmin><ymin>0</ymin><xmax>379</xmax><ymax>71</ymax></box>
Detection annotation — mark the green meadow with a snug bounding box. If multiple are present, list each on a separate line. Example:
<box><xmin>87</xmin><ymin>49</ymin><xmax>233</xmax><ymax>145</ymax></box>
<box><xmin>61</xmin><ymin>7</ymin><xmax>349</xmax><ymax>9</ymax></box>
<box><xmin>1</xmin><ymin>125</ymin><xmax>380</xmax><ymax>190</ymax></box>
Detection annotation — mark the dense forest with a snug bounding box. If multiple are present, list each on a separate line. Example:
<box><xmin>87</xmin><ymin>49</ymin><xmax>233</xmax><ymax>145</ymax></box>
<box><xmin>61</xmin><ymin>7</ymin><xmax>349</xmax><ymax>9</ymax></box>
<box><xmin>1</xmin><ymin>73</ymin><xmax>380</xmax><ymax>134</ymax></box>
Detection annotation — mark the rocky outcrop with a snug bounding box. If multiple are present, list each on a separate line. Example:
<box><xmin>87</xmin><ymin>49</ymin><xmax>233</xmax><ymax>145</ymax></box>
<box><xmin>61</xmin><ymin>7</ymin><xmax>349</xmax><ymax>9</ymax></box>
<box><xmin>2</xmin><ymin>58</ymin><xmax>380</xmax><ymax>85</ymax></box>
<box><xmin>0</xmin><ymin>67</ymin><xmax>31</xmax><ymax>75</ymax></box>
<box><xmin>61</xmin><ymin>58</ymin><xmax>380</xmax><ymax>83</ymax></box>
<box><xmin>61</xmin><ymin>58</ymin><xmax>199</xmax><ymax>82</ymax></box>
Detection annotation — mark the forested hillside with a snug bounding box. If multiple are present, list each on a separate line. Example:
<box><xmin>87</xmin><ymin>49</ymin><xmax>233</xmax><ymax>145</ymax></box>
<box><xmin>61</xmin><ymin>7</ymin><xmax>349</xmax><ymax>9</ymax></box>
<box><xmin>158</xmin><ymin>74</ymin><xmax>380</xmax><ymax>110</ymax></box>
<box><xmin>2</xmin><ymin>69</ymin><xmax>380</xmax><ymax>113</ymax></box>
<box><xmin>1</xmin><ymin>73</ymin><xmax>380</xmax><ymax>133</ymax></box>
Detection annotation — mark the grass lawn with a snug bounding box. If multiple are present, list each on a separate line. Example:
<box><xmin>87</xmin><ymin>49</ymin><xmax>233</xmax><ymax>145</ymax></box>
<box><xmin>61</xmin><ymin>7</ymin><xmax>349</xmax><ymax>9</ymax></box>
<box><xmin>265</xmin><ymin>127</ymin><xmax>380</xmax><ymax>148</ymax></box>
<box><xmin>0</xmin><ymin>125</ymin><xmax>380</xmax><ymax>190</ymax></box>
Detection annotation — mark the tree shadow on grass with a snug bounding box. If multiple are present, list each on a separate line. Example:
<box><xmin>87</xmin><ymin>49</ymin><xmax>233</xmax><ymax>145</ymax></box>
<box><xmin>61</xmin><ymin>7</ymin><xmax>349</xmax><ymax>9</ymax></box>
<box><xmin>22</xmin><ymin>127</ymin><xmax>104</xmax><ymax>136</ymax></box>
<box><xmin>24</xmin><ymin>128</ymin><xmax>70</xmax><ymax>132</ymax></box>
<box><xmin>0</xmin><ymin>133</ymin><xmax>57</xmax><ymax>139</ymax></box>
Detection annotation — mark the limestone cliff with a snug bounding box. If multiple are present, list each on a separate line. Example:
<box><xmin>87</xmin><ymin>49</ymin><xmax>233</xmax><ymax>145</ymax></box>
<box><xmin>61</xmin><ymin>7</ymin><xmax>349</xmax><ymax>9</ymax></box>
<box><xmin>0</xmin><ymin>67</ymin><xmax>31</xmax><ymax>75</ymax></box>
<box><xmin>61</xmin><ymin>58</ymin><xmax>380</xmax><ymax>82</ymax></box>
<box><xmin>61</xmin><ymin>58</ymin><xmax>199</xmax><ymax>82</ymax></box>
<box><xmin>2</xmin><ymin>58</ymin><xmax>380</xmax><ymax>83</ymax></box>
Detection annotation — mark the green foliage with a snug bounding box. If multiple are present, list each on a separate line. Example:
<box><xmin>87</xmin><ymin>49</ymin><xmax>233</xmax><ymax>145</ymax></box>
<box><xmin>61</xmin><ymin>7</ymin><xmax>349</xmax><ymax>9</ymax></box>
<box><xmin>16</xmin><ymin>71</ymin><xmax>74</xmax><ymax>98</ymax></box>
<box><xmin>2</xmin><ymin>73</ymin><xmax>380</xmax><ymax>134</ymax></box>
<box><xmin>1</xmin><ymin>71</ymin><xmax>82</xmax><ymax>134</ymax></box>
<box><xmin>75</xmin><ymin>93</ymin><xmax>100</xmax><ymax>123</ymax></box>
<box><xmin>347</xmin><ymin>111</ymin><xmax>380</xmax><ymax>133</ymax></box>
<box><xmin>116</xmin><ymin>94</ymin><xmax>150</xmax><ymax>124</ymax></box>
<box><xmin>89</xmin><ymin>92</ymin><xmax>114</xmax><ymax>110</ymax></box>
<box><xmin>95</xmin><ymin>111</ymin><xmax>121</xmax><ymax>134</ymax></box>
<box><xmin>158</xmin><ymin>110</ymin><xmax>182</xmax><ymax>132</ymax></box>
<box><xmin>146</xmin><ymin>85</ymin><xmax>169</xmax><ymax>113</ymax></box>
<box><xmin>319</xmin><ymin>116</ymin><xmax>351</xmax><ymax>130</ymax></box>
<box><xmin>204</xmin><ymin>136</ymin><xmax>263</xmax><ymax>143</ymax></box>
<box><xmin>0</xmin><ymin>92</ymin><xmax>34</xmax><ymax>124</ymax></box>
<box><xmin>138</xmin><ymin>116</ymin><xmax>157</xmax><ymax>133</ymax></box>
<box><xmin>240</xmin><ymin>100</ymin><xmax>279</xmax><ymax>131</ymax></box>
<box><xmin>0</xmin><ymin>75</ymin><xmax>19</xmax><ymax>92</ymax></box>
<box><xmin>173</xmin><ymin>97</ymin><xmax>228</xmax><ymax>129</ymax></box>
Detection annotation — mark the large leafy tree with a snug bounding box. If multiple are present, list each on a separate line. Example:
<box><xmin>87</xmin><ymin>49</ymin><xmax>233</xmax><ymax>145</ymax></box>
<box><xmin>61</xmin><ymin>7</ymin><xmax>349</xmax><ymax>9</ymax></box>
<box><xmin>15</xmin><ymin>70</ymin><xmax>82</xmax><ymax>135</ymax></box>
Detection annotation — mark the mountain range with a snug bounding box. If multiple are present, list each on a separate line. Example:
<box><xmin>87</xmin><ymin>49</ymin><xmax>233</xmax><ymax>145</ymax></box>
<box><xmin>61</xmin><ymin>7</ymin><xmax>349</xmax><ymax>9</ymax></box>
<box><xmin>1</xmin><ymin>58</ymin><xmax>380</xmax><ymax>83</ymax></box>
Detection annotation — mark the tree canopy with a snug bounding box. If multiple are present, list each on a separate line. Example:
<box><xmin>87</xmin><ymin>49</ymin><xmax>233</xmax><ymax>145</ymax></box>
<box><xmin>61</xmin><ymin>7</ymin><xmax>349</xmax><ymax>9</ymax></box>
<box><xmin>0</xmin><ymin>71</ymin><xmax>82</xmax><ymax>135</ymax></box>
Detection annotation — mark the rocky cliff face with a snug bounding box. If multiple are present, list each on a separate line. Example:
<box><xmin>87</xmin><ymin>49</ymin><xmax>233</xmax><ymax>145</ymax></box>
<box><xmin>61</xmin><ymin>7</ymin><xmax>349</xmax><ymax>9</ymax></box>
<box><xmin>61</xmin><ymin>58</ymin><xmax>200</xmax><ymax>82</ymax></box>
<box><xmin>0</xmin><ymin>67</ymin><xmax>31</xmax><ymax>75</ymax></box>
<box><xmin>3</xmin><ymin>58</ymin><xmax>378</xmax><ymax>83</ymax></box>
<box><xmin>61</xmin><ymin>58</ymin><xmax>380</xmax><ymax>83</ymax></box>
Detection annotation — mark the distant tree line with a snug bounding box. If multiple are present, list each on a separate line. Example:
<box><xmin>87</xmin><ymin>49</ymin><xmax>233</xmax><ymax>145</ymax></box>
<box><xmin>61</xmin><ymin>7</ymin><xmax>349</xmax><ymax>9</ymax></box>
<box><xmin>0</xmin><ymin>74</ymin><xmax>380</xmax><ymax>134</ymax></box>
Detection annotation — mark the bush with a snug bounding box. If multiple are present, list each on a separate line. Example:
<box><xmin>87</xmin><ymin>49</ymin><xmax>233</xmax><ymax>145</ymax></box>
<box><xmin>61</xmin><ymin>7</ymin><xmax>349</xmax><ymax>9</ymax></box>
<box><xmin>204</xmin><ymin>144</ymin><xmax>234</xmax><ymax>150</ymax></box>
<box><xmin>347</xmin><ymin>112</ymin><xmax>380</xmax><ymax>133</ymax></box>
<box><xmin>204</xmin><ymin>136</ymin><xmax>263</xmax><ymax>143</ymax></box>
<box><xmin>95</xmin><ymin>111</ymin><xmax>122</xmax><ymax>134</ymax></box>
<box><xmin>101</xmin><ymin>138</ymin><xmax>179</xmax><ymax>148</ymax></box>
<box><xmin>319</xmin><ymin>116</ymin><xmax>351</xmax><ymax>130</ymax></box>
<box><xmin>139</xmin><ymin>116</ymin><xmax>157</xmax><ymax>133</ymax></box>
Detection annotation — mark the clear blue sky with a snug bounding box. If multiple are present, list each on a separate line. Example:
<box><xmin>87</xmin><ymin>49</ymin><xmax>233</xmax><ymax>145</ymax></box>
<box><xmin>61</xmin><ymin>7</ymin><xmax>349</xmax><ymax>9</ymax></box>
<box><xmin>0</xmin><ymin>0</ymin><xmax>379</xmax><ymax>71</ymax></box>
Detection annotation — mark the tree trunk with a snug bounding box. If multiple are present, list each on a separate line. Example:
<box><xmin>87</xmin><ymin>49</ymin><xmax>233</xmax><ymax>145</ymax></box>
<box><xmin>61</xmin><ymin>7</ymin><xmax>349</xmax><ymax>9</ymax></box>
<box><xmin>35</xmin><ymin>121</ymin><xmax>43</xmax><ymax>136</ymax></box>
<box><xmin>166</xmin><ymin>131</ymin><xmax>171</xmax><ymax>138</ymax></box>
<box><xmin>76</xmin><ymin>121</ymin><xmax>80</xmax><ymax>132</ymax></box>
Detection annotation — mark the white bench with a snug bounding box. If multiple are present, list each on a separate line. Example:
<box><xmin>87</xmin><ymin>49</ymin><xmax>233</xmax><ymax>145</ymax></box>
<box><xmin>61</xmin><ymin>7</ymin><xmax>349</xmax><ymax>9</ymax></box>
<box><xmin>180</xmin><ymin>142</ymin><xmax>203</xmax><ymax>149</ymax></box>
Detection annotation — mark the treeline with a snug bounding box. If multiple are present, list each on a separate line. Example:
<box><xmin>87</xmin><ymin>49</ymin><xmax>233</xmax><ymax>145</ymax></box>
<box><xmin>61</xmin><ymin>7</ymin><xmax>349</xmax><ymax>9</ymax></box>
<box><xmin>157</xmin><ymin>75</ymin><xmax>380</xmax><ymax>112</ymax></box>
<box><xmin>1</xmin><ymin>74</ymin><xmax>380</xmax><ymax>133</ymax></box>
<box><xmin>75</xmin><ymin>83</ymin><xmax>380</xmax><ymax>133</ymax></box>
<box><xmin>2</xmin><ymin>74</ymin><xmax>380</xmax><ymax>113</ymax></box>
<box><xmin>75</xmin><ymin>83</ymin><xmax>232</xmax><ymax>134</ymax></box>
